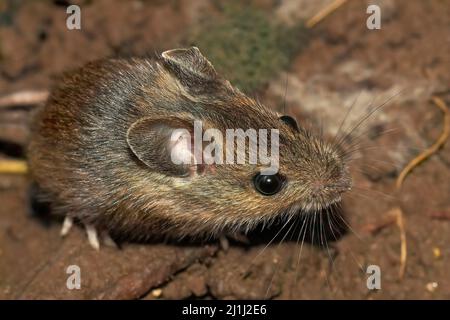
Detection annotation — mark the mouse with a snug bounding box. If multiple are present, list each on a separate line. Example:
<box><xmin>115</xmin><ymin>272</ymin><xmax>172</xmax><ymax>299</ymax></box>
<box><xmin>26</xmin><ymin>47</ymin><xmax>352</xmax><ymax>249</ymax></box>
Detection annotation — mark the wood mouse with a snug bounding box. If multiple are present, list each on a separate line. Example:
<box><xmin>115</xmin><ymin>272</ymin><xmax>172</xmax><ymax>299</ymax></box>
<box><xmin>26</xmin><ymin>47</ymin><xmax>352</xmax><ymax>249</ymax></box>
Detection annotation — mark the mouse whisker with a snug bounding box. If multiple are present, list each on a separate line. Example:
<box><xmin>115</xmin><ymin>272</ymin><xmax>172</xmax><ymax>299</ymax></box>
<box><xmin>351</xmin><ymin>185</ymin><xmax>396</xmax><ymax>201</ymax></box>
<box><xmin>264</xmin><ymin>214</ymin><xmax>297</xmax><ymax>299</ymax></box>
<box><xmin>332</xmin><ymin>202</ymin><xmax>363</xmax><ymax>241</ymax></box>
<box><xmin>334</xmin><ymin>93</ymin><xmax>378</xmax><ymax>150</ymax></box>
<box><xmin>328</xmin><ymin>204</ymin><xmax>365</xmax><ymax>272</ymax></box>
<box><xmin>291</xmin><ymin>213</ymin><xmax>310</xmax><ymax>296</ymax></box>
<box><xmin>344</xmin><ymin>143</ymin><xmax>435</xmax><ymax>161</ymax></box>
<box><xmin>339</xmin><ymin>127</ymin><xmax>401</xmax><ymax>158</ymax></box>
<box><xmin>332</xmin><ymin>91</ymin><xmax>363</xmax><ymax>146</ymax></box>
<box><xmin>319</xmin><ymin>209</ymin><xmax>337</xmax><ymax>294</ymax></box>
<box><xmin>335</xmin><ymin>89</ymin><xmax>406</xmax><ymax>153</ymax></box>
<box><xmin>282</xmin><ymin>72</ymin><xmax>289</xmax><ymax>115</ymax></box>
<box><xmin>245</xmin><ymin>213</ymin><xmax>296</xmax><ymax>274</ymax></box>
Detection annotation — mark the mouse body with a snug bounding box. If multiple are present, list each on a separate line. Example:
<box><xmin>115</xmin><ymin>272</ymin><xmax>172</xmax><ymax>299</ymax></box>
<box><xmin>27</xmin><ymin>47</ymin><xmax>351</xmax><ymax>243</ymax></box>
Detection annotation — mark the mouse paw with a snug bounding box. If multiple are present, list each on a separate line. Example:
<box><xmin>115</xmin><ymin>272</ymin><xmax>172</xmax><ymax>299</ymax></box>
<box><xmin>228</xmin><ymin>232</ymin><xmax>250</xmax><ymax>245</ymax></box>
<box><xmin>85</xmin><ymin>224</ymin><xmax>100</xmax><ymax>250</ymax></box>
<box><xmin>219</xmin><ymin>232</ymin><xmax>250</xmax><ymax>252</ymax></box>
<box><xmin>60</xmin><ymin>217</ymin><xmax>117</xmax><ymax>251</ymax></box>
<box><xmin>60</xmin><ymin>216</ymin><xmax>74</xmax><ymax>237</ymax></box>
<box><xmin>219</xmin><ymin>236</ymin><xmax>230</xmax><ymax>252</ymax></box>
<box><xmin>101</xmin><ymin>232</ymin><xmax>118</xmax><ymax>249</ymax></box>
<box><xmin>85</xmin><ymin>224</ymin><xmax>117</xmax><ymax>251</ymax></box>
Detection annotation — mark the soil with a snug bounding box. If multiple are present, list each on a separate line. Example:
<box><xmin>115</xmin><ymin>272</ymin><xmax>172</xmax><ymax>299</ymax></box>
<box><xmin>0</xmin><ymin>0</ymin><xmax>449</xmax><ymax>299</ymax></box>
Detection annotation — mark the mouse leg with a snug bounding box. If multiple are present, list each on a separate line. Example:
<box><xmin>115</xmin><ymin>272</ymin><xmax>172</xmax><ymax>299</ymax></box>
<box><xmin>219</xmin><ymin>236</ymin><xmax>230</xmax><ymax>252</ymax></box>
<box><xmin>101</xmin><ymin>231</ymin><xmax>118</xmax><ymax>249</ymax></box>
<box><xmin>228</xmin><ymin>232</ymin><xmax>250</xmax><ymax>245</ymax></box>
<box><xmin>85</xmin><ymin>224</ymin><xmax>100</xmax><ymax>251</ymax></box>
<box><xmin>219</xmin><ymin>232</ymin><xmax>250</xmax><ymax>252</ymax></box>
<box><xmin>85</xmin><ymin>224</ymin><xmax>118</xmax><ymax>250</ymax></box>
<box><xmin>60</xmin><ymin>216</ymin><xmax>74</xmax><ymax>237</ymax></box>
<box><xmin>60</xmin><ymin>216</ymin><xmax>117</xmax><ymax>250</ymax></box>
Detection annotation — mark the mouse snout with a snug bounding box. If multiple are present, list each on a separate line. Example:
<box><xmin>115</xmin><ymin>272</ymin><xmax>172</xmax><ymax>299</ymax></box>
<box><xmin>309</xmin><ymin>175</ymin><xmax>352</xmax><ymax>199</ymax></box>
<box><xmin>310</xmin><ymin>180</ymin><xmax>326</xmax><ymax>197</ymax></box>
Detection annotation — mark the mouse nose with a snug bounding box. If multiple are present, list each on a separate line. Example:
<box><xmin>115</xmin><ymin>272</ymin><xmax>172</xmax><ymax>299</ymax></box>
<box><xmin>310</xmin><ymin>177</ymin><xmax>352</xmax><ymax>198</ymax></box>
<box><xmin>310</xmin><ymin>180</ymin><xmax>326</xmax><ymax>198</ymax></box>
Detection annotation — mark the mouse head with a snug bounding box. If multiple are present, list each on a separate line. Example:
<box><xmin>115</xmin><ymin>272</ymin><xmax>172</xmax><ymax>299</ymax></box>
<box><xmin>126</xmin><ymin>47</ymin><xmax>352</xmax><ymax>236</ymax></box>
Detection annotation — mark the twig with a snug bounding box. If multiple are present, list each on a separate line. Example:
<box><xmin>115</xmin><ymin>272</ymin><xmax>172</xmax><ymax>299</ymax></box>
<box><xmin>0</xmin><ymin>160</ymin><xmax>28</xmax><ymax>174</ymax></box>
<box><xmin>362</xmin><ymin>207</ymin><xmax>407</xmax><ymax>279</ymax></box>
<box><xmin>0</xmin><ymin>90</ymin><xmax>48</xmax><ymax>174</ymax></box>
<box><xmin>0</xmin><ymin>90</ymin><xmax>48</xmax><ymax>109</ymax></box>
<box><xmin>393</xmin><ymin>208</ymin><xmax>407</xmax><ymax>279</ymax></box>
<box><xmin>396</xmin><ymin>97</ymin><xmax>450</xmax><ymax>189</ymax></box>
<box><xmin>306</xmin><ymin>0</ymin><xmax>349</xmax><ymax>29</ymax></box>
<box><xmin>390</xmin><ymin>96</ymin><xmax>450</xmax><ymax>280</ymax></box>
<box><xmin>361</xmin><ymin>215</ymin><xmax>396</xmax><ymax>235</ymax></box>
<box><xmin>429</xmin><ymin>211</ymin><xmax>450</xmax><ymax>220</ymax></box>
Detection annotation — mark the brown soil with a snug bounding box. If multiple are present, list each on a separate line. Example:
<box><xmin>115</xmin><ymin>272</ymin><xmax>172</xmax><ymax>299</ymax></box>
<box><xmin>0</xmin><ymin>0</ymin><xmax>449</xmax><ymax>299</ymax></box>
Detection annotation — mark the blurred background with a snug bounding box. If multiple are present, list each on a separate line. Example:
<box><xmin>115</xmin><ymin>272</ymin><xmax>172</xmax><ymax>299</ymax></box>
<box><xmin>0</xmin><ymin>0</ymin><xmax>449</xmax><ymax>299</ymax></box>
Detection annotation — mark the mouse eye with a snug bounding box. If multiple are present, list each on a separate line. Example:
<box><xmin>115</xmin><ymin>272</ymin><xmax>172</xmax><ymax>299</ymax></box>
<box><xmin>279</xmin><ymin>115</ymin><xmax>299</xmax><ymax>132</ymax></box>
<box><xmin>253</xmin><ymin>173</ymin><xmax>285</xmax><ymax>196</ymax></box>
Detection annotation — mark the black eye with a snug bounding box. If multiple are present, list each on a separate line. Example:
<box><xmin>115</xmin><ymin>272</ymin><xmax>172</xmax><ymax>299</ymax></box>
<box><xmin>253</xmin><ymin>173</ymin><xmax>284</xmax><ymax>196</ymax></box>
<box><xmin>279</xmin><ymin>115</ymin><xmax>299</xmax><ymax>132</ymax></box>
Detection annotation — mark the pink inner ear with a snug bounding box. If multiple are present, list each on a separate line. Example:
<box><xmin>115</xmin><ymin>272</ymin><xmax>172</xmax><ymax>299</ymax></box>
<box><xmin>169</xmin><ymin>129</ymin><xmax>195</xmax><ymax>165</ymax></box>
<box><xmin>168</xmin><ymin>128</ymin><xmax>217</xmax><ymax>176</ymax></box>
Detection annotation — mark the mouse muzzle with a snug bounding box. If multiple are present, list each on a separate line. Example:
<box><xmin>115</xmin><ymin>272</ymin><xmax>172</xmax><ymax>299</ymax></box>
<box><xmin>307</xmin><ymin>170</ymin><xmax>352</xmax><ymax>211</ymax></box>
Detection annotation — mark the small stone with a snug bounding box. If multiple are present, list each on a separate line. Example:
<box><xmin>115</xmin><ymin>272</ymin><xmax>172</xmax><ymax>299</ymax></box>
<box><xmin>432</xmin><ymin>247</ymin><xmax>441</xmax><ymax>259</ymax></box>
<box><xmin>425</xmin><ymin>282</ymin><xmax>438</xmax><ymax>292</ymax></box>
<box><xmin>151</xmin><ymin>288</ymin><xmax>162</xmax><ymax>298</ymax></box>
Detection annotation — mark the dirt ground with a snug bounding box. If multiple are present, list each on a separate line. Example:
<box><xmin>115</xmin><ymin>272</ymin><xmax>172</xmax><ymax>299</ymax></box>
<box><xmin>0</xmin><ymin>0</ymin><xmax>449</xmax><ymax>299</ymax></box>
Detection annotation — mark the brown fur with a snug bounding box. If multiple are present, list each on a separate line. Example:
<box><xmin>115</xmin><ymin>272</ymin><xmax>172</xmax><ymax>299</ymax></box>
<box><xmin>27</xmin><ymin>47</ymin><xmax>351</xmax><ymax>241</ymax></box>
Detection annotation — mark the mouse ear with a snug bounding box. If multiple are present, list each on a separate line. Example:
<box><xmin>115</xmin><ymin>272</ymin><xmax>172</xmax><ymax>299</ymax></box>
<box><xmin>126</xmin><ymin>117</ymin><xmax>202</xmax><ymax>177</ymax></box>
<box><xmin>161</xmin><ymin>47</ymin><xmax>218</xmax><ymax>81</ymax></box>
<box><xmin>279</xmin><ymin>115</ymin><xmax>300</xmax><ymax>132</ymax></box>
